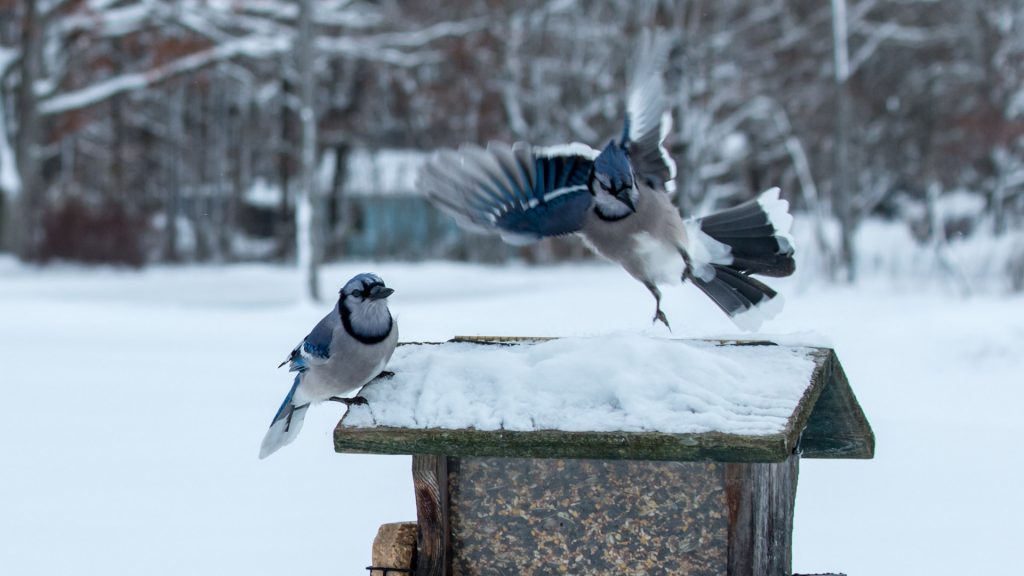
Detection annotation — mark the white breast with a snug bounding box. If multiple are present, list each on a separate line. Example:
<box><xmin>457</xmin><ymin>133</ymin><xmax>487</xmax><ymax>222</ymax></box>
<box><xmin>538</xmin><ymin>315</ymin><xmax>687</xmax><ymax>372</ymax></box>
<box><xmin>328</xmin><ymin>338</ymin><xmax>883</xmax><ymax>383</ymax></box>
<box><xmin>632</xmin><ymin>232</ymin><xmax>685</xmax><ymax>285</ymax></box>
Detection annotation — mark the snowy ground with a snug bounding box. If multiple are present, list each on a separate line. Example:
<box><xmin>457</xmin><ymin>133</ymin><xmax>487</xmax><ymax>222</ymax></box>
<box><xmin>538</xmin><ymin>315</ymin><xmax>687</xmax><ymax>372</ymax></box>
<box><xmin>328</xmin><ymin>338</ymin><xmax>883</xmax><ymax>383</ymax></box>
<box><xmin>1</xmin><ymin>257</ymin><xmax>1022</xmax><ymax>575</ymax></box>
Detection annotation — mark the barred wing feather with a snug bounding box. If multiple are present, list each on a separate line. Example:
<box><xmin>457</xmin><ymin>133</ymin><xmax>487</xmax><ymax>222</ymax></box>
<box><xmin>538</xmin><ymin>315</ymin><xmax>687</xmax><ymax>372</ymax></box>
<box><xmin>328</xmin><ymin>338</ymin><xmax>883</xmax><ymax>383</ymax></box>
<box><xmin>419</xmin><ymin>142</ymin><xmax>597</xmax><ymax>244</ymax></box>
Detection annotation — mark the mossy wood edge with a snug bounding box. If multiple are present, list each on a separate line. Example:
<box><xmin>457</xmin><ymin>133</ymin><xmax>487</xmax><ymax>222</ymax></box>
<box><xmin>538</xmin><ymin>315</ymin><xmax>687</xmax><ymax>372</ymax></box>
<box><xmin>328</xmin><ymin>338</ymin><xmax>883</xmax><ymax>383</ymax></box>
<box><xmin>334</xmin><ymin>337</ymin><xmax>874</xmax><ymax>462</ymax></box>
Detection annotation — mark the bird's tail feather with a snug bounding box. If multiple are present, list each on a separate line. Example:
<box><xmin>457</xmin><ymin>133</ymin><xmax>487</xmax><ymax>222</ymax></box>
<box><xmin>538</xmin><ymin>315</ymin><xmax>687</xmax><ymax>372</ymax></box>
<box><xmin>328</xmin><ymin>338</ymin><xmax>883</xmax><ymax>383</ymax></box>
<box><xmin>698</xmin><ymin>187</ymin><xmax>795</xmax><ymax>277</ymax></box>
<box><xmin>259</xmin><ymin>375</ymin><xmax>310</xmax><ymax>459</ymax></box>
<box><xmin>689</xmin><ymin>264</ymin><xmax>784</xmax><ymax>331</ymax></box>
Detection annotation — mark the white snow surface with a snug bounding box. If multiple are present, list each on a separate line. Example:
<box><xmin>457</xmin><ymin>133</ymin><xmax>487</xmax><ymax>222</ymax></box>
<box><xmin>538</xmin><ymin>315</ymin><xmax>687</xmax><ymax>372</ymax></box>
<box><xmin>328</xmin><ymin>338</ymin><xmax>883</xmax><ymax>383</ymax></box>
<box><xmin>343</xmin><ymin>336</ymin><xmax>816</xmax><ymax>435</ymax></box>
<box><xmin>1</xmin><ymin>258</ymin><xmax>1023</xmax><ymax>576</ymax></box>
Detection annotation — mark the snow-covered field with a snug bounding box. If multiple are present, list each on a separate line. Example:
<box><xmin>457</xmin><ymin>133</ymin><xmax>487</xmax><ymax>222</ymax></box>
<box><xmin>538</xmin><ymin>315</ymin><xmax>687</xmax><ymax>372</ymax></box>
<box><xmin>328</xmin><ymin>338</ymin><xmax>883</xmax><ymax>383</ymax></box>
<box><xmin>1</xmin><ymin>257</ymin><xmax>1022</xmax><ymax>575</ymax></box>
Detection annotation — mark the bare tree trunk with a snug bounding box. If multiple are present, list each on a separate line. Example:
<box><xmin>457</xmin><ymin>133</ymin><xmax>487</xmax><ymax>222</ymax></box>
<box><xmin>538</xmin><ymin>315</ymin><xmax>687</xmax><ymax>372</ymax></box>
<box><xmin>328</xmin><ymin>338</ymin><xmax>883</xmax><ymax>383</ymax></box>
<box><xmin>0</xmin><ymin>103</ymin><xmax>19</xmax><ymax>252</ymax></box>
<box><xmin>111</xmin><ymin>95</ymin><xmax>126</xmax><ymax>204</ymax></box>
<box><xmin>163</xmin><ymin>85</ymin><xmax>185</xmax><ymax>262</ymax></box>
<box><xmin>12</xmin><ymin>0</ymin><xmax>42</xmax><ymax>259</ymax></box>
<box><xmin>111</xmin><ymin>37</ymin><xmax>127</xmax><ymax>209</ymax></box>
<box><xmin>993</xmin><ymin>173</ymin><xmax>1007</xmax><ymax>236</ymax></box>
<box><xmin>831</xmin><ymin>0</ymin><xmax>856</xmax><ymax>282</ymax></box>
<box><xmin>672</xmin><ymin>0</ymin><xmax>704</xmax><ymax>218</ymax></box>
<box><xmin>296</xmin><ymin>0</ymin><xmax>320</xmax><ymax>301</ymax></box>
<box><xmin>230</xmin><ymin>93</ymin><xmax>253</xmax><ymax>258</ymax></box>
<box><xmin>773</xmin><ymin>105</ymin><xmax>835</xmax><ymax>279</ymax></box>
<box><xmin>191</xmin><ymin>86</ymin><xmax>212</xmax><ymax>262</ymax></box>
<box><xmin>276</xmin><ymin>75</ymin><xmax>293</xmax><ymax>262</ymax></box>
<box><xmin>326</xmin><ymin>143</ymin><xmax>350</xmax><ymax>260</ymax></box>
<box><xmin>211</xmin><ymin>78</ymin><xmax>230</xmax><ymax>260</ymax></box>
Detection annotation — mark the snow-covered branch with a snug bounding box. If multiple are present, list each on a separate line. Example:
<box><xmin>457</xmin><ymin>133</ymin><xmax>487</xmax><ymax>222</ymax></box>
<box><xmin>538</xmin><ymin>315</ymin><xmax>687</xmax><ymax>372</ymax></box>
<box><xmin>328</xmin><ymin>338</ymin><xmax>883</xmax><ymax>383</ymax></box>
<box><xmin>849</xmin><ymin>20</ymin><xmax>961</xmax><ymax>75</ymax></box>
<box><xmin>316</xmin><ymin>18</ymin><xmax>486</xmax><ymax>55</ymax></box>
<box><xmin>38</xmin><ymin>36</ymin><xmax>289</xmax><ymax>116</ymax></box>
<box><xmin>56</xmin><ymin>2</ymin><xmax>168</xmax><ymax>38</ymax></box>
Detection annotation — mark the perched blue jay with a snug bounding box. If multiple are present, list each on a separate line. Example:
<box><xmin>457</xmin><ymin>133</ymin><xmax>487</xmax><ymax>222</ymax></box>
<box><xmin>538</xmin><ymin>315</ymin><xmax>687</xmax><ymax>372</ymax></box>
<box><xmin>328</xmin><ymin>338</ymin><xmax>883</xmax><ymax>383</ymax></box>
<box><xmin>418</xmin><ymin>36</ymin><xmax>795</xmax><ymax>330</ymax></box>
<box><xmin>260</xmin><ymin>273</ymin><xmax>398</xmax><ymax>459</ymax></box>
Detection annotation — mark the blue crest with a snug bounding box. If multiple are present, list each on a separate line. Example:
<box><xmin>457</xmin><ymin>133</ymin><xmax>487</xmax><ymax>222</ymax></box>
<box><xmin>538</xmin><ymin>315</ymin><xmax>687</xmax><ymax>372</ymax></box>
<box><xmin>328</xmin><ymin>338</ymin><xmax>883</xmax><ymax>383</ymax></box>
<box><xmin>341</xmin><ymin>273</ymin><xmax>384</xmax><ymax>295</ymax></box>
<box><xmin>593</xmin><ymin>141</ymin><xmax>633</xmax><ymax>191</ymax></box>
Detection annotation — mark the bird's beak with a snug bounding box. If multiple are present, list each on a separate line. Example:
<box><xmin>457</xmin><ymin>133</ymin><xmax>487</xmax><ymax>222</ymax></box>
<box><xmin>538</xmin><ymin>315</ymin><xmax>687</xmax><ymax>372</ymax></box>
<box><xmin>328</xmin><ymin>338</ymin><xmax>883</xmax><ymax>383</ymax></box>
<box><xmin>367</xmin><ymin>285</ymin><xmax>394</xmax><ymax>300</ymax></box>
<box><xmin>616</xmin><ymin>190</ymin><xmax>637</xmax><ymax>213</ymax></box>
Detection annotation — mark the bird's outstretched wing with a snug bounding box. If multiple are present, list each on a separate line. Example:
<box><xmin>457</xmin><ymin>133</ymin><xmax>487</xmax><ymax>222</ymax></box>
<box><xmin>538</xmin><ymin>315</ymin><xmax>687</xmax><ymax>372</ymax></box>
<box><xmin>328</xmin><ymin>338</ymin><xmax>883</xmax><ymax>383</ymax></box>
<box><xmin>419</xmin><ymin>141</ymin><xmax>597</xmax><ymax>244</ymax></box>
<box><xmin>622</xmin><ymin>31</ymin><xmax>677</xmax><ymax>194</ymax></box>
<box><xmin>279</xmin><ymin>313</ymin><xmax>335</xmax><ymax>372</ymax></box>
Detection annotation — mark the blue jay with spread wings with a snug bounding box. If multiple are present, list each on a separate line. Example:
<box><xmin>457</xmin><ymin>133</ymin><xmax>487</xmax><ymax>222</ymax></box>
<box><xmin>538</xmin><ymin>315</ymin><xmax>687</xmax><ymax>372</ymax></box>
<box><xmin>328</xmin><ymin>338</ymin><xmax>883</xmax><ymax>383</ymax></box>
<box><xmin>260</xmin><ymin>273</ymin><xmax>398</xmax><ymax>459</ymax></box>
<box><xmin>418</xmin><ymin>35</ymin><xmax>795</xmax><ymax>330</ymax></box>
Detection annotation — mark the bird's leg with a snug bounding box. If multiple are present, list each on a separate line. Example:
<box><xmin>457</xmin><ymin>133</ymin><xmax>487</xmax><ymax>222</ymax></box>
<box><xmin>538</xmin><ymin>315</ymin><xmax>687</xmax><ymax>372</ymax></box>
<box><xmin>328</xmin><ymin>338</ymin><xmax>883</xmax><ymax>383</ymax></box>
<box><xmin>327</xmin><ymin>396</ymin><xmax>368</xmax><ymax>406</ymax></box>
<box><xmin>644</xmin><ymin>282</ymin><xmax>671</xmax><ymax>330</ymax></box>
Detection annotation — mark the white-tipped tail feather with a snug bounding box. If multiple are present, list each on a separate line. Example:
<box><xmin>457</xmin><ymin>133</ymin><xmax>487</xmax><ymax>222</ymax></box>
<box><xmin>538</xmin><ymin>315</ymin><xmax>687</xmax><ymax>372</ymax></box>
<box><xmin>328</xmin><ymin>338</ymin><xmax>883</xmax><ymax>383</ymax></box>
<box><xmin>688</xmin><ymin>264</ymin><xmax>784</xmax><ymax>331</ymax></box>
<box><xmin>688</xmin><ymin>188</ymin><xmax>797</xmax><ymax>330</ymax></box>
<box><xmin>259</xmin><ymin>403</ymin><xmax>308</xmax><ymax>459</ymax></box>
<box><xmin>756</xmin><ymin>187</ymin><xmax>795</xmax><ymax>255</ymax></box>
<box><xmin>260</xmin><ymin>376</ymin><xmax>310</xmax><ymax>459</ymax></box>
<box><xmin>730</xmin><ymin>293</ymin><xmax>785</xmax><ymax>332</ymax></box>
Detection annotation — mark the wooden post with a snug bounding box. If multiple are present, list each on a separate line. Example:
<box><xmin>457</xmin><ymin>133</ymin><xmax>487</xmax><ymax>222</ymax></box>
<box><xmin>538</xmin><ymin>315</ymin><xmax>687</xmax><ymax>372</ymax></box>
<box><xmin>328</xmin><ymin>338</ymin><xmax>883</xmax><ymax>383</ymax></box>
<box><xmin>726</xmin><ymin>457</ymin><xmax>800</xmax><ymax>575</ymax></box>
<box><xmin>370</xmin><ymin>522</ymin><xmax>417</xmax><ymax>574</ymax></box>
<box><xmin>412</xmin><ymin>455</ymin><xmax>449</xmax><ymax>576</ymax></box>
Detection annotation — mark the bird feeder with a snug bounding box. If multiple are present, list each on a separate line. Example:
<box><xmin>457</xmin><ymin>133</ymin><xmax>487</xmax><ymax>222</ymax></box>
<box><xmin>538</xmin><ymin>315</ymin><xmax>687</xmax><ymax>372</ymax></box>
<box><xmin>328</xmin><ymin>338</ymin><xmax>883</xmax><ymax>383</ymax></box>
<box><xmin>337</xmin><ymin>336</ymin><xmax>873</xmax><ymax>576</ymax></box>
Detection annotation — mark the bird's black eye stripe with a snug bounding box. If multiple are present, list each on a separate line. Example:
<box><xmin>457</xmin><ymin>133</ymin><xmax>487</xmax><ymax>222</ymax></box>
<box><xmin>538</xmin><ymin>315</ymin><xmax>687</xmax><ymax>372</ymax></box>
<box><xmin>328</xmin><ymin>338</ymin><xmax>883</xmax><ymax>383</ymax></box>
<box><xmin>360</xmin><ymin>281</ymin><xmax>385</xmax><ymax>296</ymax></box>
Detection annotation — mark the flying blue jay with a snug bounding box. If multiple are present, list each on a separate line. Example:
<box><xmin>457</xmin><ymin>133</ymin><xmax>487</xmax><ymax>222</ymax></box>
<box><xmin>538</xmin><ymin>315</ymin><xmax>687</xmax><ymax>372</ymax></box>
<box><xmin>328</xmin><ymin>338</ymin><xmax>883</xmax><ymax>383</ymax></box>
<box><xmin>418</xmin><ymin>36</ymin><xmax>795</xmax><ymax>330</ymax></box>
<box><xmin>260</xmin><ymin>273</ymin><xmax>398</xmax><ymax>459</ymax></box>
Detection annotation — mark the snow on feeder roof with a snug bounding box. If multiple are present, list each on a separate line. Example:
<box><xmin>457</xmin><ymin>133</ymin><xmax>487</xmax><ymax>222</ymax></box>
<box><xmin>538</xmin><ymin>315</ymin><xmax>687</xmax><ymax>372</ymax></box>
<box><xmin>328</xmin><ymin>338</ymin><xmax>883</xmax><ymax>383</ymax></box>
<box><xmin>335</xmin><ymin>335</ymin><xmax>873</xmax><ymax>462</ymax></box>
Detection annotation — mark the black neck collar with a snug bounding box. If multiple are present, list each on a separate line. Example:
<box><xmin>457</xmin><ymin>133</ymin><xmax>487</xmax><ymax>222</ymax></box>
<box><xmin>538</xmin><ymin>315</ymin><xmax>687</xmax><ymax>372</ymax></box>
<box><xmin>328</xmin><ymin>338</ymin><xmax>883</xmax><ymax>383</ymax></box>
<box><xmin>339</xmin><ymin>301</ymin><xmax>393</xmax><ymax>345</ymax></box>
<box><xmin>593</xmin><ymin>206</ymin><xmax>632</xmax><ymax>222</ymax></box>
<box><xmin>589</xmin><ymin>172</ymin><xmax>632</xmax><ymax>222</ymax></box>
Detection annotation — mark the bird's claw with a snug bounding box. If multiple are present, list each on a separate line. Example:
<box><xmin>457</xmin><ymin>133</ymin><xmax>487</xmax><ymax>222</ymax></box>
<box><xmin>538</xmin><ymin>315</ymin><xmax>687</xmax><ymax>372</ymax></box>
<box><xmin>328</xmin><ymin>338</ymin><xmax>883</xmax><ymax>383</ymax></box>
<box><xmin>653</xmin><ymin>309</ymin><xmax>671</xmax><ymax>331</ymax></box>
<box><xmin>328</xmin><ymin>395</ymin><xmax>368</xmax><ymax>406</ymax></box>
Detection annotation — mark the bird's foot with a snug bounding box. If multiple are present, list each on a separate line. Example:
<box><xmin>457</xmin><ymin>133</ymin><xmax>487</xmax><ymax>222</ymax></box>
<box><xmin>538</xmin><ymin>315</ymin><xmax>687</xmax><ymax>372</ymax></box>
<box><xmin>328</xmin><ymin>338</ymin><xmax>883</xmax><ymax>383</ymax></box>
<box><xmin>652</xmin><ymin>309</ymin><xmax>672</xmax><ymax>331</ymax></box>
<box><xmin>643</xmin><ymin>282</ymin><xmax>671</xmax><ymax>331</ymax></box>
<box><xmin>375</xmin><ymin>370</ymin><xmax>395</xmax><ymax>380</ymax></box>
<box><xmin>328</xmin><ymin>395</ymin><xmax>368</xmax><ymax>406</ymax></box>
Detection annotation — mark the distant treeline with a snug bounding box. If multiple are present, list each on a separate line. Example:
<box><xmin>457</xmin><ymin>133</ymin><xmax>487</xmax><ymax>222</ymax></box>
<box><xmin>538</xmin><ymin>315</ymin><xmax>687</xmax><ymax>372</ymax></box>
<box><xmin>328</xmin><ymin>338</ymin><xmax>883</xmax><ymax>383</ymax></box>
<box><xmin>0</xmin><ymin>1</ymin><xmax>1021</xmax><ymax>284</ymax></box>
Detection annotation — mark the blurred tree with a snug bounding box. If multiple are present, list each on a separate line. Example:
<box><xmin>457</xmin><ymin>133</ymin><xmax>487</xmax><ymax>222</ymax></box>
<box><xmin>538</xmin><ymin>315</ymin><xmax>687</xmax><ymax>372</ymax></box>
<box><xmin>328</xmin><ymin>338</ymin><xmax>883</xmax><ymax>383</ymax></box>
<box><xmin>0</xmin><ymin>0</ymin><xmax>1019</xmax><ymax>289</ymax></box>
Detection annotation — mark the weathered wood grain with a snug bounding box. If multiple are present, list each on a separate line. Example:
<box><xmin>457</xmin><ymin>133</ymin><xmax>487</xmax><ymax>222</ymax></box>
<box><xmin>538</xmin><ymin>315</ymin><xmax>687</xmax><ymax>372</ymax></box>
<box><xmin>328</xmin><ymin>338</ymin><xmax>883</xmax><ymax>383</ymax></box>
<box><xmin>798</xmin><ymin>351</ymin><xmax>875</xmax><ymax>459</ymax></box>
<box><xmin>371</xmin><ymin>522</ymin><xmax>417</xmax><ymax>574</ymax></box>
<box><xmin>412</xmin><ymin>455</ymin><xmax>449</xmax><ymax>576</ymax></box>
<box><xmin>726</xmin><ymin>456</ymin><xmax>799</xmax><ymax>575</ymax></box>
<box><xmin>338</xmin><ymin>426</ymin><xmax>790</xmax><ymax>462</ymax></box>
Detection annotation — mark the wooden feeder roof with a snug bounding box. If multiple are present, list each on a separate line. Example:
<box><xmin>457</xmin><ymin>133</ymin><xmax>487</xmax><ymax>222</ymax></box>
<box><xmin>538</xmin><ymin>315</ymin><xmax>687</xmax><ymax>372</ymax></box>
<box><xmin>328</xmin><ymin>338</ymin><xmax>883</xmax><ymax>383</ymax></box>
<box><xmin>334</xmin><ymin>337</ymin><xmax>874</xmax><ymax>463</ymax></box>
